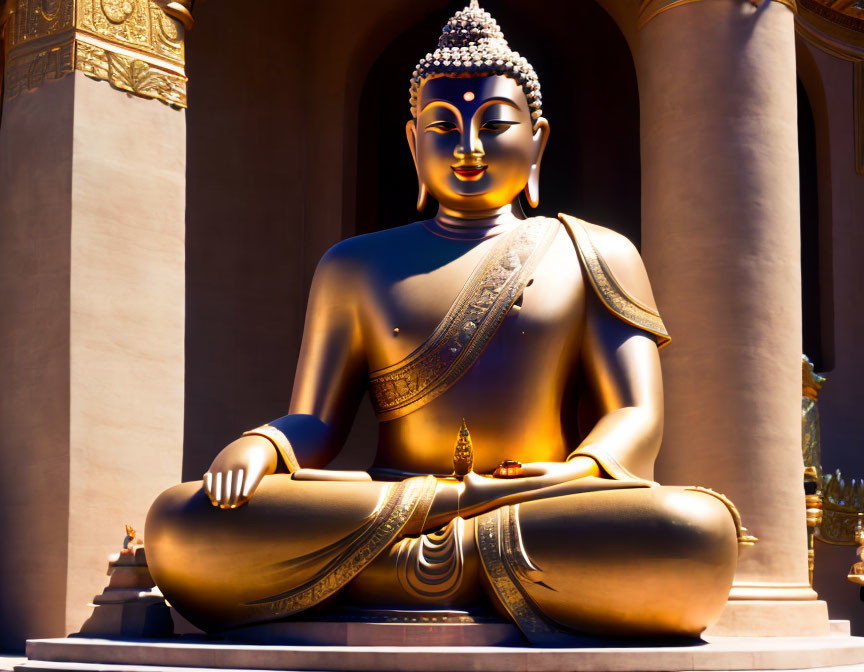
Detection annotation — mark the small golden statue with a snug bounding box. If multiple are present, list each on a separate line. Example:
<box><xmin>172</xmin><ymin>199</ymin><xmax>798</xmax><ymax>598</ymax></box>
<box><xmin>453</xmin><ymin>419</ymin><xmax>474</xmax><ymax>477</ymax></box>
<box><xmin>145</xmin><ymin>0</ymin><xmax>749</xmax><ymax>642</ymax></box>
<box><xmin>848</xmin><ymin>515</ymin><xmax>864</xmax><ymax>586</ymax></box>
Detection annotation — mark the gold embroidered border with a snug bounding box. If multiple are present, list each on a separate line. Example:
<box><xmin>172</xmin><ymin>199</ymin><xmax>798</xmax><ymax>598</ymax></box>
<box><xmin>475</xmin><ymin>506</ymin><xmax>565</xmax><ymax>642</ymax></box>
<box><xmin>369</xmin><ymin>217</ymin><xmax>559</xmax><ymax>420</ymax></box>
<box><xmin>242</xmin><ymin>424</ymin><xmax>300</xmax><ymax>473</ymax></box>
<box><xmin>684</xmin><ymin>486</ymin><xmax>758</xmax><ymax>546</ymax></box>
<box><xmin>559</xmin><ymin>214</ymin><xmax>671</xmax><ymax>349</ymax></box>
<box><xmin>244</xmin><ymin>476</ymin><xmax>437</xmax><ymax>620</ymax></box>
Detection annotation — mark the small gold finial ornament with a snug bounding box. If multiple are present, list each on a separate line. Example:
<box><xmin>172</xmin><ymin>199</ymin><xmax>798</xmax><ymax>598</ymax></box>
<box><xmin>453</xmin><ymin>419</ymin><xmax>474</xmax><ymax>477</ymax></box>
<box><xmin>122</xmin><ymin>524</ymin><xmax>140</xmax><ymax>553</ymax></box>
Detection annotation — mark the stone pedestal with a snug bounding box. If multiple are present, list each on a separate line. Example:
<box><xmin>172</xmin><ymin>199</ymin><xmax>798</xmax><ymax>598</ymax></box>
<box><xmin>79</xmin><ymin>544</ymin><xmax>172</xmax><ymax>639</ymax></box>
<box><xmin>638</xmin><ymin>0</ymin><xmax>821</xmax><ymax>635</ymax></box>
<box><xmin>14</xmin><ymin>632</ymin><xmax>864</xmax><ymax>672</ymax></box>
<box><xmin>0</xmin><ymin>0</ymin><xmax>188</xmax><ymax>644</ymax></box>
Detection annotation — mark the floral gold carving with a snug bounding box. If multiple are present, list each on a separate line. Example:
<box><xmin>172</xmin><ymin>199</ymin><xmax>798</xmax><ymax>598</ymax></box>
<box><xmin>76</xmin><ymin>41</ymin><xmax>185</xmax><ymax>107</ymax></box>
<box><xmin>3</xmin><ymin>0</ymin><xmax>187</xmax><ymax>107</ymax></box>
<box><xmin>99</xmin><ymin>0</ymin><xmax>134</xmax><ymax>24</ymax></box>
<box><xmin>6</xmin><ymin>0</ymin><xmax>75</xmax><ymax>49</ymax></box>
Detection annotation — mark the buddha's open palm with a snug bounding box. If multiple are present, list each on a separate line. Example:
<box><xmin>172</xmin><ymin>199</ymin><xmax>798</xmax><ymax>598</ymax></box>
<box><xmin>203</xmin><ymin>436</ymin><xmax>278</xmax><ymax>509</ymax></box>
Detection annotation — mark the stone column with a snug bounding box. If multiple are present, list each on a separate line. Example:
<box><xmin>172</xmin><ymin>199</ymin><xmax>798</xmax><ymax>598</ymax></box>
<box><xmin>0</xmin><ymin>0</ymin><xmax>190</xmax><ymax>649</ymax></box>
<box><xmin>638</xmin><ymin>0</ymin><xmax>829</xmax><ymax>636</ymax></box>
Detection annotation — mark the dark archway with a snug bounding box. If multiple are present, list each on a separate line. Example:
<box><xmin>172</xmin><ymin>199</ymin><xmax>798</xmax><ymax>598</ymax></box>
<box><xmin>798</xmin><ymin>78</ymin><xmax>827</xmax><ymax>372</ymax></box>
<box><xmin>354</xmin><ymin>0</ymin><xmax>641</xmax><ymax>247</ymax></box>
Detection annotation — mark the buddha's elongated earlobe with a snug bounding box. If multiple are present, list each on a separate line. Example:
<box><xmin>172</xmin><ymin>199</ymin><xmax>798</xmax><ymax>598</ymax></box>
<box><xmin>524</xmin><ymin>168</ymin><xmax>540</xmax><ymax>208</ymax></box>
<box><xmin>406</xmin><ymin>119</ymin><xmax>427</xmax><ymax>212</ymax></box>
<box><xmin>525</xmin><ymin>118</ymin><xmax>550</xmax><ymax>209</ymax></box>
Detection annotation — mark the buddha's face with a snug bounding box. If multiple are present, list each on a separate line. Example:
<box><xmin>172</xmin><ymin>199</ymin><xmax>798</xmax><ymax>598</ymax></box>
<box><xmin>407</xmin><ymin>74</ymin><xmax>549</xmax><ymax>213</ymax></box>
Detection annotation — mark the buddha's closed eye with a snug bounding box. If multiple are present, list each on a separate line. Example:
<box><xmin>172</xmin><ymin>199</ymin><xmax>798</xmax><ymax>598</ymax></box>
<box><xmin>480</xmin><ymin>120</ymin><xmax>519</xmax><ymax>133</ymax></box>
<box><xmin>426</xmin><ymin>121</ymin><xmax>458</xmax><ymax>133</ymax></box>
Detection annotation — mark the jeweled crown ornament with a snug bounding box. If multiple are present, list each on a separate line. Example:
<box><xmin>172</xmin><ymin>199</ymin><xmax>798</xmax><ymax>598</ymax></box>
<box><xmin>409</xmin><ymin>0</ymin><xmax>542</xmax><ymax>120</ymax></box>
<box><xmin>453</xmin><ymin>418</ymin><xmax>474</xmax><ymax>477</ymax></box>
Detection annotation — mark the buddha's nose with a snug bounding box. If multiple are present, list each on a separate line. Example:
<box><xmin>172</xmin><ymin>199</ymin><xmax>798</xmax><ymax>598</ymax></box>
<box><xmin>454</xmin><ymin>131</ymin><xmax>484</xmax><ymax>163</ymax></box>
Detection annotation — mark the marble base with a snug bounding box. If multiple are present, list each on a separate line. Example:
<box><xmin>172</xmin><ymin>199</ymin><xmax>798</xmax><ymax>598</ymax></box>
<box><xmin>15</xmin><ymin>632</ymin><xmax>864</xmax><ymax>672</ymax></box>
<box><xmin>228</xmin><ymin>619</ymin><xmax>524</xmax><ymax>646</ymax></box>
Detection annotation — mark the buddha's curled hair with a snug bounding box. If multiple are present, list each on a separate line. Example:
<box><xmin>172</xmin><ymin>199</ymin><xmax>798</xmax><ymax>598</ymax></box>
<box><xmin>409</xmin><ymin>0</ymin><xmax>542</xmax><ymax>120</ymax></box>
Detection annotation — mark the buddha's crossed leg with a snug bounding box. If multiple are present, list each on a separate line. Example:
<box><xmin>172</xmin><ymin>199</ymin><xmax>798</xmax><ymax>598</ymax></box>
<box><xmin>348</xmin><ymin>486</ymin><xmax>738</xmax><ymax>638</ymax></box>
<box><xmin>147</xmin><ymin>478</ymin><xmax>738</xmax><ymax>637</ymax></box>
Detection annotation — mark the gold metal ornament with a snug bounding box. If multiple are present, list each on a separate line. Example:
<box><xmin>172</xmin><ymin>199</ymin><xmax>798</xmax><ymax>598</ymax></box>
<box><xmin>452</xmin><ymin>419</ymin><xmax>474</xmax><ymax>477</ymax></box>
<box><xmin>2</xmin><ymin>0</ymin><xmax>189</xmax><ymax>107</ymax></box>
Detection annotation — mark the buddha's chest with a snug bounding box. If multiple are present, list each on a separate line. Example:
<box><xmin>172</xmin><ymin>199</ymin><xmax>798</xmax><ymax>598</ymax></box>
<box><xmin>360</xmin><ymin>230</ymin><xmax>586</xmax><ymax>374</ymax></box>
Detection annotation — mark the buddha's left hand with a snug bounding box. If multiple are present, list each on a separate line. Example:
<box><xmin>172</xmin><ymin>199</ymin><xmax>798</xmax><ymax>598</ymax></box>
<box><xmin>516</xmin><ymin>458</ymin><xmax>601</xmax><ymax>479</ymax></box>
<box><xmin>455</xmin><ymin>456</ymin><xmax>601</xmax><ymax>520</ymax></box>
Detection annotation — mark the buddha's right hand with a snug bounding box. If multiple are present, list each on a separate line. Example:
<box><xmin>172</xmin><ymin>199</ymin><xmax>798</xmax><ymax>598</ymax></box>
<box><xmin>203</xmin><ymin>435</ymin><xmax>279</xmax><ymax>509</ymax></box>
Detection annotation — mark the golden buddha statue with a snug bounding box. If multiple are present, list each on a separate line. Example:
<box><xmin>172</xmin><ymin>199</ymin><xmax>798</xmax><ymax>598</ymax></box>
<box><xmin>146</xmin><ymin>1</ymin><xmax>749</xmax><ymax>642</ymax></box>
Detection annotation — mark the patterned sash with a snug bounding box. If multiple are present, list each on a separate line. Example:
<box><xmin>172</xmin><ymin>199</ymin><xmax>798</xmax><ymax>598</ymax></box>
<box><xmin>369</xmin><ymin>217</ymin><xmax>560</xmax><ymax>421</ymax></box>
<box><xmin>559</xmin><ymin>214</ymin><xmax>670</xmax><ymax>348</ymax></box>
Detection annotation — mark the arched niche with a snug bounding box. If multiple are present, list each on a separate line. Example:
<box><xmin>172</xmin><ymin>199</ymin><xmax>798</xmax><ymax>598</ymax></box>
<box><xmin>349</xmin><ymin>0</ymin><xmax>642</xmax><ymax>247</ymax></box>
<box><xmin>796</xmin><ymin>37</ymin><xmax>835</xmax><ymax>373</ymax></box>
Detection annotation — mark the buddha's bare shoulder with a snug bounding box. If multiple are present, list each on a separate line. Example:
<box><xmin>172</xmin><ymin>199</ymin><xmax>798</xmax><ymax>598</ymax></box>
<box><xmin>310</xmin><ymin>221</ymin><xmax>429</xmax><ymax>285</ymax></box>
<box><xmin>566</xmin><ymin>217</ymin><xmax>659</xmax><ymax>313</ymax></box>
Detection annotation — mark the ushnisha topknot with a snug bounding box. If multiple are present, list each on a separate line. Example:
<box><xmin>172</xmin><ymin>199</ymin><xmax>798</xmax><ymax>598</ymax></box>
<box><xmin>409</xmin><ymin>0</ymin><xmax>542</xmax><ymax>120</ymax></box>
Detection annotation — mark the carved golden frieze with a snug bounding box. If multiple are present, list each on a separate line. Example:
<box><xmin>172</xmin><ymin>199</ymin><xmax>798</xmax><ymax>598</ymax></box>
<box><xmin>76</xmin><ymin>39</ymin><xmax>185</xmax><ymax>107</ymax></box>
<box><xmin>638</xmin><ymin>0</ymin><xmax>796</xmax><ymax>30</ymax></box>
<box><xmin>3</xmin><ymin>0</ymin><xmax>187</xmax><ymax>107</ymax></box>
<box><xmin>793</xmin><ymin>0</ymin><xmax>864</xmax><ymax>175</ymax></box>
<box><xmin>796</xmin><ymin>2</ymin><xmax>864</xmax><ymax>60</ymax></box>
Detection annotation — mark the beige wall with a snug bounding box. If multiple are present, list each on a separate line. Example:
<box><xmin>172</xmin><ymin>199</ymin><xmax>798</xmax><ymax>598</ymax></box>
<box><xmin>66</xmin><ymin>72</ymin><xmax>186</xmax><ymax>636</ymax></box>
<box><xmin>0</xmin><ymin>76</ymin><xmax>74</xmax><ymax>651</ymax></box>
<box><xmin>0</xmin><ymin>71</ymin><xmax>186</xmax><ymax>648</ymax></box>
<box><xmin>799</xmin><ymin>40</ymin><xmax>864</xmax><ymax>634</ymax></box>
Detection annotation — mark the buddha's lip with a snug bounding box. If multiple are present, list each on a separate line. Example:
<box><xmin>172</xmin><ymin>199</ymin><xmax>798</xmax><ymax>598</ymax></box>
<box><xmin>451</xmin><ymin>164</ymin><xmax>487</xmax><ymax>181</ymax></box>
